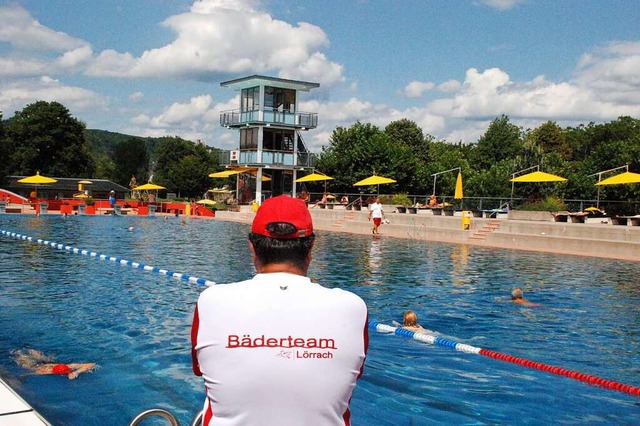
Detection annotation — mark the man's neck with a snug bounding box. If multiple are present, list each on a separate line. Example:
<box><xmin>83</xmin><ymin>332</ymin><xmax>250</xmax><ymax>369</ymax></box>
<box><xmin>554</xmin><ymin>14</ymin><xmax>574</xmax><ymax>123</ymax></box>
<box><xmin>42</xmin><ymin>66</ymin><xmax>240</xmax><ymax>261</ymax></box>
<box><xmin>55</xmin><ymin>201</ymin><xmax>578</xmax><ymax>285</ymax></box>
<box><xmin>256</xmin><ymin>263</ymin><xmax>307</xmax><ymax>276</ymax></box>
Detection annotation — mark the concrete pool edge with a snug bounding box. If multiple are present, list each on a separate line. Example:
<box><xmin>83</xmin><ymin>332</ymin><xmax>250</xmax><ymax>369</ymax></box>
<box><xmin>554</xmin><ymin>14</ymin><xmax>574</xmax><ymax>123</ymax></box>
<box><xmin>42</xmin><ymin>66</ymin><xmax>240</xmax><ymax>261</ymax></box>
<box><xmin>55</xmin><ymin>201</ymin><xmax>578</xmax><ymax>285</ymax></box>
<box><xmin>210</xmin><ymin>208</ymin><xmax>640</xmax><ymax>262</ymax></box>
<box><xmin>0</xmin><ymin>377</ymin><xmax>51</xmax><ymax>425</ymax></box>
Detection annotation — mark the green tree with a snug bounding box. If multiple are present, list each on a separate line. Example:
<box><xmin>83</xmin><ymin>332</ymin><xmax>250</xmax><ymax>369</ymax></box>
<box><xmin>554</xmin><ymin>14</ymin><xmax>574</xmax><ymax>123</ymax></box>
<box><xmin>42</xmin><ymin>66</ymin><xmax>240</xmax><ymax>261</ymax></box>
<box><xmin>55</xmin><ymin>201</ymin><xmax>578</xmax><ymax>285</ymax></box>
<box><xmin>473</xmin><ymin>115</ymin><xmax>523</xmax><ymax>170</ymax></box>
<box><xmin>531</xmin><ymin>121</ymin><xmax>571</xmax><ymax>160</ymax></box>
<box><xmin>0</xmin><ymin>111</ymin><xmax>9</xmax><ymax>185</ymax></box>
<box><xmin>316</xmin><ymin>122</ymin><xmax>383</xmax><ymax>192</ymax></box>
<box><xmin>5</xmin><ymin>101</ymin><xmax>95</xmax><ymax>177</ymax></box>
<box><xmin>154</xmin><ymin>137</ymin><xmax>218</xmax><ymax>197</ymax></box>
<box><xmin>112</xmin><ymin>137</ymin><xmax>149</xmax><ymax>187</ymax></box>
<box><xmin>317</xmin><ymin>122</ymin><xmax>422</xmax><ymax>195</ymax></box>
<box><xmin>385</xmin><ymin>119</ymin><xmax>424</xmax><ymax>149</ymax></box>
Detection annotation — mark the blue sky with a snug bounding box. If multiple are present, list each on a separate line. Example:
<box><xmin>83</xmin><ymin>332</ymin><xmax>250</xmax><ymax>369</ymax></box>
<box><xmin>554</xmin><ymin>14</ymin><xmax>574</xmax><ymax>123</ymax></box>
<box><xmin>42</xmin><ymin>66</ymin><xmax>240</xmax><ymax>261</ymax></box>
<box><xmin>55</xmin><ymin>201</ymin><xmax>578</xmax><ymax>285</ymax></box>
<box><xmin>1</xmin><ymin>0</ymin><xmax>639</xmax><ymax>151</ymax></box>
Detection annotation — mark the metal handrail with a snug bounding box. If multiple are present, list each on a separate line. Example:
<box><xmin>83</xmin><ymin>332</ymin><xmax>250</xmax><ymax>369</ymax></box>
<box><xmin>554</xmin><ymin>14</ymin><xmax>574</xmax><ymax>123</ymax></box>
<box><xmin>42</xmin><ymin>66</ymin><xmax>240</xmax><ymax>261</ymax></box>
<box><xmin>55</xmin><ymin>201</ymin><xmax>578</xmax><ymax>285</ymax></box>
<box><xmin>129</xmin><ymin>408</ymin><xmax>179</xmax><ymax>426</ymax></box>
<box><xmin>190</xmin><ymin>410</ymin><xmax>203</xmax><ymax>426</ymax></box>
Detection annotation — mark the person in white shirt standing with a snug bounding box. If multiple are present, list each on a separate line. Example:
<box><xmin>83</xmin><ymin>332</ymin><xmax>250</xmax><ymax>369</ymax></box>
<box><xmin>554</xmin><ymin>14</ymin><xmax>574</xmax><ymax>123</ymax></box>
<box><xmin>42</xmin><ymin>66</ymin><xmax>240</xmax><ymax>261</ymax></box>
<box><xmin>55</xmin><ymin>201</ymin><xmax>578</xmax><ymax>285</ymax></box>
<box><xmin>368</xmin><ymin>196</ymin><xmax>385</xmax><ymax>235</ymax></box>
<box><xmin>191</xmin><ymin>195</ymin><xmax>368</xmax><ymax>426</ymax></box>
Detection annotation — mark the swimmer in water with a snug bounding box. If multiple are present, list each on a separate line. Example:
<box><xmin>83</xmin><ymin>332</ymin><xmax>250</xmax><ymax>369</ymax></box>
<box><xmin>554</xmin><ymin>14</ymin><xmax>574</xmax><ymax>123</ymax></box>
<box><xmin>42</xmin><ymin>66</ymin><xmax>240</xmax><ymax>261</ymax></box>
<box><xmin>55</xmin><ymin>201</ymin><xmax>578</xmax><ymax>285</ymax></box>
<box><xmin>401</xmin><ymin>310</ymin><xmax>426</xmax><ymax>332</ymax></box>
<box><xmin>511</xmin><ymin>287</ymin><xmax>540</xmax><ymax>307</ymax></box>
<box><xmin>127</xmin><ymin>226</ymin><xmax>134</xmax><ymax>231</ymax></box>
<box><xmin>392</xmin><ymin>310</ymin><xmax>437</xmax><ymax>335</ymax></box>
<box><xmin>13</xmin><ymin>349</ymin><xmax>96</xmax><ymax>380</ymax></box>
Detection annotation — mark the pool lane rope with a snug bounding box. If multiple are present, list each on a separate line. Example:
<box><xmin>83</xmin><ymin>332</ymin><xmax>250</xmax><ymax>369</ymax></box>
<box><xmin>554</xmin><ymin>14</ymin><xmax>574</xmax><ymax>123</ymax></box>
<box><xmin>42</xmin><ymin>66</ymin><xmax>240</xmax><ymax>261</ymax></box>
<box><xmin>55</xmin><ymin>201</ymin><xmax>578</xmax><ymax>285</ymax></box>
<box><xmin>0</xmin><ymin>229</ymin><xmax>216</xmax><ymax>287</ymax></box>
<box><xmin>369</xmin><ymin>321</ymin><xmax>640</xmax><ymax>397</ymax></box>
<box><xmin>2</xmin><ymin>228</ymin><xmax>639</xmax><ymax>398</ymax></box>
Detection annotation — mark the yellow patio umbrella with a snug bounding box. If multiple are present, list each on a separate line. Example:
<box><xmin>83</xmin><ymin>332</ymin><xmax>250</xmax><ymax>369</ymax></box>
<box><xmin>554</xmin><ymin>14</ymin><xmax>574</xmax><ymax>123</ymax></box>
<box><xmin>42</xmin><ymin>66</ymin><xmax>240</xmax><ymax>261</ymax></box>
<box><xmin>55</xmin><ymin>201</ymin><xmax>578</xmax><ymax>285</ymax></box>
<box><xmin>133</xmin><ymin>183</ymin><xmax>166</xmax><ymax>191</ymax></box>
<box><xmin>295</xmin><ymin>172</ymin><xmax>334</xmax><ymax>183</ymax></box>
<box><xmin>595</xmin><ymin>171</ymin><xmax>640</xmax><ymax>186</ymax></box>
<box><xmin>454</xmin><ymin>171</ymin><xmax>463</xmax><ymax>199</ymax></box>
<box><xmin>510</xmin><ymin>169</ymin><xmax>567</xmax><ymax>200</ymax></box>
<box><xmin>354</xmin><ymin>175</ymin><xmax>397</xmax><ymax>186</ymax></box>
<box><xmin>18</xmin><ymin>172</ymin><xmax>57</xmax><ymax>185</ymax></box>
<box><xmin>296</xmin><ymin>171</ymin><xmax>334</xmax><ymax>193</ymax></box>
<box><xmin>18</xmin><ymin>172</ymin><xmax>57</xmax><ymax>199</ymax></box>
<box><xmin>354</xmin><ymin>174</ymin><xmax>396</xmax><ymax>195</ymax></box>
<box><xmin>133</xmin><ymin>183</ymin><xmax>165</xmax><ymax>202</ymax></box>
<box><xmin>196</xmin><ymin>199</ymin><xmax>217</xmax><ymax>206</ymax></box>
<box><xmin>209</xmin><ymin>168</ymin><xmax>253</xmax><ymax>178</ymax></box>
<box><xmin>510</xmin><ymin>171</ymin><xmax>567</xmax><ymax>183</ymax></box>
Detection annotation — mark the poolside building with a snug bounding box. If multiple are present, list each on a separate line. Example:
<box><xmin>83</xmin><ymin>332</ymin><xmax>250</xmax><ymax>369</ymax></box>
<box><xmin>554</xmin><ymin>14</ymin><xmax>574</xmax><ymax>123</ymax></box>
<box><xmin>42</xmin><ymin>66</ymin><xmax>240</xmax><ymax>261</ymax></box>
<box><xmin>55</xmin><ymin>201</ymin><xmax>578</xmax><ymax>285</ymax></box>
<box><xmin>218</xmin><ymin>75</ymin><xmax>319</xmax><ymax>204</ymax></box>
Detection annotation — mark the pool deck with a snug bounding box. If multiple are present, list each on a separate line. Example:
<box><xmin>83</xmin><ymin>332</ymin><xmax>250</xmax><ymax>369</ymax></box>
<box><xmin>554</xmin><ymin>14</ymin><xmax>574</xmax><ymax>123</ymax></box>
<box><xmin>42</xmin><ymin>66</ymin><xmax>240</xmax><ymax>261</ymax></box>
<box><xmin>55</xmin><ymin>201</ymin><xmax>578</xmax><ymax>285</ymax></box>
<box><xmin>0</xmin><ymin>378</ymin><xmax>51</xmax><ymax>425</ymax></box>
<box><xmin>213</xmin><ymin>205</ymin><xmax>640</xmax><ymax>262</ymax></box>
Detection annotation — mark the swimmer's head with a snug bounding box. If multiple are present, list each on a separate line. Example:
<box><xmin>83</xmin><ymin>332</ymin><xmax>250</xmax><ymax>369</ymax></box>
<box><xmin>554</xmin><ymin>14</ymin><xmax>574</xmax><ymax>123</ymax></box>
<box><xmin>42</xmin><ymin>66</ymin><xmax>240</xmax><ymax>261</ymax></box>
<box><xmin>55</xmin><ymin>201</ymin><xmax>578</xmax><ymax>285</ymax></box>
<box><xmin>403</xmin><ymin>310</ymin><xmax>419</xmax><ymax>327</ymax></box>
<box><xmin>511</xmin><ymin>288</ymin><xmax>524</xmax><ymax>300</ymax></box>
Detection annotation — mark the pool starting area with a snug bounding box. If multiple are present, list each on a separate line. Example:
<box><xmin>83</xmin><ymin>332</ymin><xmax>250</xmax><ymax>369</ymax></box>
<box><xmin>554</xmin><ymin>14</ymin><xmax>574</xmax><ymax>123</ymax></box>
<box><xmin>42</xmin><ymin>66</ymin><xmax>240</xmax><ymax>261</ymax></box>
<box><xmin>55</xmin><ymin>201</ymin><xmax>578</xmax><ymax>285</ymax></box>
<box><xmin>0</xmin><ymin>378</ymin><xmax>50</xmax><ymax>425</ymax></box>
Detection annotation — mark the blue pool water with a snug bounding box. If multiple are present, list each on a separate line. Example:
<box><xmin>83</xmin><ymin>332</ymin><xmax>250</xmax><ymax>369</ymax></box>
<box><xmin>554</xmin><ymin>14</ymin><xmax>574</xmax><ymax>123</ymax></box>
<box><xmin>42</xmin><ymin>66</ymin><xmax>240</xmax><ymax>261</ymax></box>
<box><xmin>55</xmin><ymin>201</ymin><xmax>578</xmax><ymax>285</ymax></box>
<box><xmin>1</xmin><ymin>215</ymin><xmax>639</xmax><ymax>425</ymax></box>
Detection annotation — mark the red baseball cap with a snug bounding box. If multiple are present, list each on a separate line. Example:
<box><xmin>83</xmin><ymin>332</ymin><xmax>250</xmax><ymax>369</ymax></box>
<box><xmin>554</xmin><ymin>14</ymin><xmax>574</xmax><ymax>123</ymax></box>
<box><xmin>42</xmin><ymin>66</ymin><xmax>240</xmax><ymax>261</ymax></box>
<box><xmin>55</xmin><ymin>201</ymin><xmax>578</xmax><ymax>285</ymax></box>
<box><xmin>251</xmin><ymin>195</ymin><xmax>313</xmax><ymax>238</ymax></box>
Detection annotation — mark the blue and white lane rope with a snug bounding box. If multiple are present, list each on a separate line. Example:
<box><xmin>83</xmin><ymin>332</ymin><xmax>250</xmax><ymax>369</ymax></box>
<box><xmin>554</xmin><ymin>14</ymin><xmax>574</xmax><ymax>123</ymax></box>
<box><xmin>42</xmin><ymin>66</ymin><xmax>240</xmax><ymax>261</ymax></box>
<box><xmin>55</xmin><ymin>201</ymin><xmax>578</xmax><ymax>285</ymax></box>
<box><xmin>3</xmin><ymin>228</ymin><xmax>640</xmax><ymax>397</ymax></box>
<box><xmin>368</xmin><ymin>321</ymin><xmax>640</xmax><ymax>397</ymax></box>
<box><xmin>369</xmin><ymin>321</ymin><xmax>481</xmax><ymax>354</ymax></box>
<box><xmin>0</xmin><ymin>229</ymin><xmax>216</xmax><ymax>287</ymax></box>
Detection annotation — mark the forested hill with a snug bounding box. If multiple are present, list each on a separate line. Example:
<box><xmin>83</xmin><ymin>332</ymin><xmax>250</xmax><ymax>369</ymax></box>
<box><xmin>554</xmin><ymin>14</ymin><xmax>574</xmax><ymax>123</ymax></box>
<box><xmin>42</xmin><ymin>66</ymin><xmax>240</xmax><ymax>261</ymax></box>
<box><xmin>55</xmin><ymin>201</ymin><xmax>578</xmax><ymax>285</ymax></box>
<box><xmin>84</xmin><ymin>129</ymin><xmax>164</xmax><ymax>159</ymax></box>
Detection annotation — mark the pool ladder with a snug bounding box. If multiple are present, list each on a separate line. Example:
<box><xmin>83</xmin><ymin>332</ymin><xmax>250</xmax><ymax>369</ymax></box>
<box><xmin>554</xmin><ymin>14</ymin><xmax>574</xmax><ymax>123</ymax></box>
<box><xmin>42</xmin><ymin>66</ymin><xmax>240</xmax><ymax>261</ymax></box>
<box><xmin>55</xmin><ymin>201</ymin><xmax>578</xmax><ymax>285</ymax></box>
<box><xmin>129</xmin><ymin>408</ymin><xmax>203</xmax><ymax>426</ymax></box>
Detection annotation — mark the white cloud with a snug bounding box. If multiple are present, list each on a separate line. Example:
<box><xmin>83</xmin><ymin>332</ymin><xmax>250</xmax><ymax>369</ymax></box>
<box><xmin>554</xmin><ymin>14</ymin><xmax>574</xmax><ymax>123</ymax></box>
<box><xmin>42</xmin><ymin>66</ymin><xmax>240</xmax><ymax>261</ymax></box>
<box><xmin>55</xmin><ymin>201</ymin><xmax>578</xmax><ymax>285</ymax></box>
<box><xmin>86</xmin><ymin>0</ymin><xmax>345</xmax><ymax>86</ymax></box>
<box><xmin>0</xmin><ymin>58</ymin><xmax>47</xmax><ymax>77</ymax></box>
<box><xmin>302</xmin><ymin>40</ymin><xmax>640</xmax><ymax>149</ymax></box>
<box><xmin>57</xmin><ymin>46</ymin><xmax>94</xmax><ymax>69</ymax></box>
<box><xmin>437</xmin><ymin>80</ymin><xmax>461</xmax><ymax>92</ymax></box>
<box><xmin>0</xmin><ymin>5</ymin><xmax>88</xmax><ymax>52</ymax></box>
<box><xmin>125</xmin><ymin>94</ymin><xmax>240</xmax><ymax>146</ymax></box>
<box><xmin>575</xmin><ymin>41</ymin><xmax>640</xmax><ymax>105</ymax></box>
<box><xmin>402</xmin><ymin>80</ymin><xmax>435</xmax><ymax>98</ymax></box>
<box><xmin>0</xmin><ymin>76</ymin><xmax>107</xmax><ymax>117</ymax></box>
<box><xmin>129</xmin><ymin>92</ymin><xmax>144</xmax><ymax>102</ymax></box>
<box><xmin>476</xmin><ymin>0</ymin><xmax>526</xmax><ymax>11</ymax></box>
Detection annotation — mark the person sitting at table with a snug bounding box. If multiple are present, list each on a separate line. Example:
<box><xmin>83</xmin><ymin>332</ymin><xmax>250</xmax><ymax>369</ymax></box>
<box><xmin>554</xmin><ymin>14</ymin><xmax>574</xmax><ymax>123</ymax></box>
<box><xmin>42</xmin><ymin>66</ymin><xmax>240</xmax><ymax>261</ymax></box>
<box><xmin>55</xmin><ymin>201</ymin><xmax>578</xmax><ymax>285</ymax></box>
<box><xmin>340</xmin><ymin>196</ymin><xmax>349</xmax><ymax>205</ymax></box>
<box><xmin>428</xmin><ymin>194</ymin><xmax>438</xmax><ymax>207</ymax></box>
<box><xmin>297</xmin><ymin>190</ymin><xmax>310</xmax><ymax>203</ymax></box>
<box><xmin>311</xmin><ymin>192</ymin><xmax>328</xmax><ymax>208</ymax></box>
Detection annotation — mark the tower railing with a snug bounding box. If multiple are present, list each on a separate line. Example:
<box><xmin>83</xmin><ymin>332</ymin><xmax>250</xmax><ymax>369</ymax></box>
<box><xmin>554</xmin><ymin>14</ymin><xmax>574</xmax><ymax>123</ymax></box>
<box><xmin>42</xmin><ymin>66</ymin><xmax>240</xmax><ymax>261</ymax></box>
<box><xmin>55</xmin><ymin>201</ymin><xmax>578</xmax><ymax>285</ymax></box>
<box><xmin>220</xmin><ymin>107</ymin><xmax>318</xmax><ymax>129</ymax></box>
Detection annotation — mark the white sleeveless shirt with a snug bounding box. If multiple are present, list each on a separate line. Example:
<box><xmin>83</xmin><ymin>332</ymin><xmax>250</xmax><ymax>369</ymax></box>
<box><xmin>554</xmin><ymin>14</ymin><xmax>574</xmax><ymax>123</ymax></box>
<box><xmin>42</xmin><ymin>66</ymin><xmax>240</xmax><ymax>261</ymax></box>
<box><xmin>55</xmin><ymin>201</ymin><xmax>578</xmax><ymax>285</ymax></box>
<box><xmin>191</xmin><ymin>273</ymin><xmax>368</xmax><ymax>426</ymax></box>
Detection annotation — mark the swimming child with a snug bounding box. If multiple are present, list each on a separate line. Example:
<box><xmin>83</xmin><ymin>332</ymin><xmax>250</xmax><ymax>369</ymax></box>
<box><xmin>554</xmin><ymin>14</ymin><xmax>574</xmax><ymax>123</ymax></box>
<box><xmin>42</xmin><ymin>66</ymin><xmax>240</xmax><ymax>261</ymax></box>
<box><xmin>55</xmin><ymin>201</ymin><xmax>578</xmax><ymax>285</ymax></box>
<box><xmin>392</xmin><ymin>310</ymin><xmax>438</xmax><ymax>335</ymax></box>
<box><xmin>13</xmin><ymin>349</ymin><xmax>96</xmax><ymax>380</ymax></box>
<box><xmin>401</xmin><ymin>310</ymin><xmax>425</xmax><ymax>331</ymax></box>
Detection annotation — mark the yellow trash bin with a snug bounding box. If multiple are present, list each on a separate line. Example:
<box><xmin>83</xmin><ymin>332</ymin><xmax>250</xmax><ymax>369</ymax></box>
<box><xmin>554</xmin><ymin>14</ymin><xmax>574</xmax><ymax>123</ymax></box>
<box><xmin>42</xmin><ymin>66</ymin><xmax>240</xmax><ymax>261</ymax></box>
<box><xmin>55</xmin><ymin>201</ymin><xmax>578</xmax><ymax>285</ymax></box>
<box><xmin>462</xmin><ymin>210</ymin><xmax>472</xmax><ymax>230</ymax></box>
<box><xmin>252</xmin><ymin>201</ymin><xmax>260</xmax><ymax>212</ymax></box>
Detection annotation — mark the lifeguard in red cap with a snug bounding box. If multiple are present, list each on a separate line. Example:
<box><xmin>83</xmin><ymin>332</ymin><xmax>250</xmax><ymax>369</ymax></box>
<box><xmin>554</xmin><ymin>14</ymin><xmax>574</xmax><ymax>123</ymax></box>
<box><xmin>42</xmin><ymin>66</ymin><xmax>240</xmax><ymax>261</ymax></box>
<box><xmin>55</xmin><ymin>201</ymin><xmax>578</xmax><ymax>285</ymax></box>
<box><xmin>191</xmin><ymin>195</ymin><xmax>368</xmax><ymax>426</ymax></box>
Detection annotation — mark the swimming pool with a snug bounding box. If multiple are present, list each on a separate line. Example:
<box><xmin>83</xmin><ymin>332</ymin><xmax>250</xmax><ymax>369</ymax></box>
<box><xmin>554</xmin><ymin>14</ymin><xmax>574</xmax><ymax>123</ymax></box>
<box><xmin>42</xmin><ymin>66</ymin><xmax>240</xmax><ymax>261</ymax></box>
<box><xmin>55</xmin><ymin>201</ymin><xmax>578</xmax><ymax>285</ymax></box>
<box><xmin>0</xmin><ymin>215</ymin><xmax>639</xmax><ymax>425</ymax></box>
